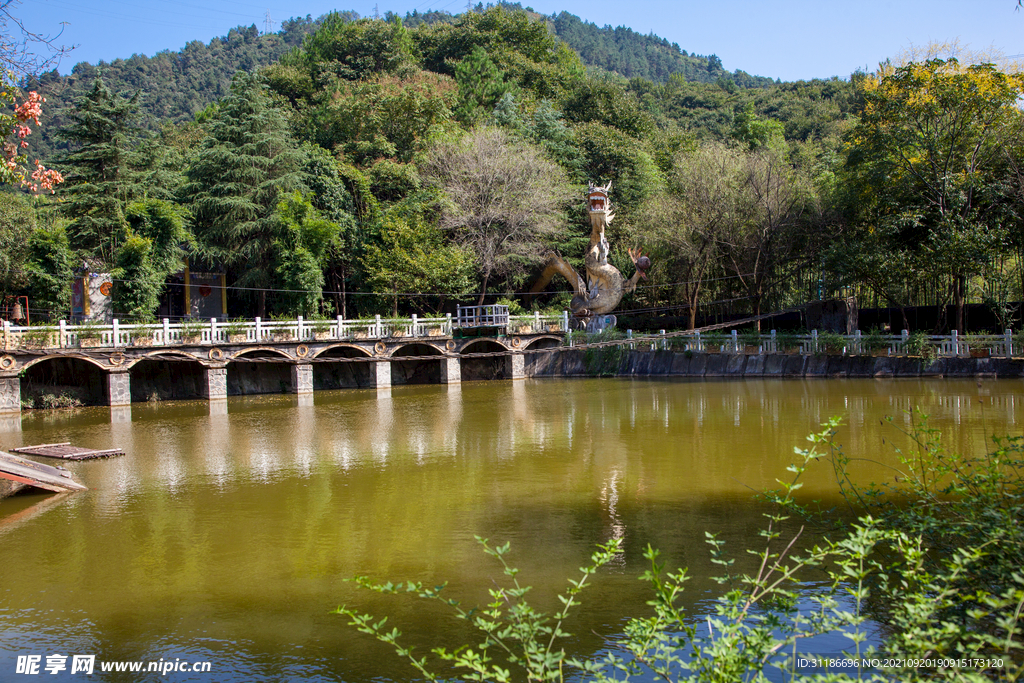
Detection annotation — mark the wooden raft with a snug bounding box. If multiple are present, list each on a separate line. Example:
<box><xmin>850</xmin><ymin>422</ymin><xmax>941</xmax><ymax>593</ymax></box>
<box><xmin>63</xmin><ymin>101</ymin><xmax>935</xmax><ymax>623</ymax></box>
<box><xmin>11</xmin><ymin>442</ymin><xmax>124</xmax><ymax>461</ymax></box>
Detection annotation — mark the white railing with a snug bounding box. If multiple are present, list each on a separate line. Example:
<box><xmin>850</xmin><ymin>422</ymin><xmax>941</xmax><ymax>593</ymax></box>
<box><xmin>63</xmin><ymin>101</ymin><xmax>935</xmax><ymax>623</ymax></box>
<box><xmin>0</xmin><ymin>313</ymin><xmax>469</xmax><ymax>350</ymax></box>
<box><xmin>564</xmin><ymin>328</ymin><xmax>1020</xmax><ymax>358</ymax></box>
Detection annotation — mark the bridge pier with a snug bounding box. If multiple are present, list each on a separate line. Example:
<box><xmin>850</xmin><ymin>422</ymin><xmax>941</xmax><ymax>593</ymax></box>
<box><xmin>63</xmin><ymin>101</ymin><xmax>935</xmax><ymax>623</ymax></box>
<box><xmin>440</xmin><ymin>357</ymin><xmax>461</xmax><ymax>384</ymax></box>
<box><xmin>291</xmin><ymin>363</ymin><xmax>313</xmax><ymax>395</ymax></box>
<box><xmin>203</xmin><ymin>366</ymin><xmax>227</xmax><ymax>400</ymax></box>
<box><xmin>508</xmin><ymin>353</ymin><xmax>525</xmax><ymax>380</ymax></box>
<box><xmin>371</xmin><ymin>360</ymin><xmax>391</xmax><ymax>388</ymax></box>
<box><xmin>106</xmin><ymin>371</ymin><xmax>131</xmax><ymax>407</ymax></box>
<box><xmin>0</xmin><ymin>376</ymin><xmax>20</xmax><ymax>414</ymax></box>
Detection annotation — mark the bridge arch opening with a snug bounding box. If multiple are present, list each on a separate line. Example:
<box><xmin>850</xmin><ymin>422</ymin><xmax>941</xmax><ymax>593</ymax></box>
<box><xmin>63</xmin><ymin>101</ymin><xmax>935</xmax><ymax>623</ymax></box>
<box><xmin>129</xmin><ymin>358</ymin><xmax>208</xmax><ymax>402</ymax></box>
<box><xmin>20</xmin><ymin>356</ymin><xmax>106</xmax><ymax>407</ymax></box>
<box><xmin>459</xmin><ymin>340</ymin><xmax>510</xmax><ymax>381</ymax></box>
<box><xmin>228</xmin><ymin>350</ymin><xmax>294</xmax><ymax>396</ymax></box>
<box><xmin>390</xmin><ymin>343</ymin><xmax>443</xmax><ymax>385</ymax></box>
<box><xmin>313</xmin><ymin>346</ymin><xmax>374</xmax><ymax>389</ymax></box>
<box><xmin>523</xmin><ymin>337</ymin><xmax>561</xmax><ymax>375</ymax></box>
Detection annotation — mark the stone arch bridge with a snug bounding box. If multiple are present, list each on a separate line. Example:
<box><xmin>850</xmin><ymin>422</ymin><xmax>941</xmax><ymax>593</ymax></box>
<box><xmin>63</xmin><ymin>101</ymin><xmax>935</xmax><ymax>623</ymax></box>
<box><xmin>0</xmin><ymin>334</ymin><xmax>564</xmax><ymax>414</ymax></box>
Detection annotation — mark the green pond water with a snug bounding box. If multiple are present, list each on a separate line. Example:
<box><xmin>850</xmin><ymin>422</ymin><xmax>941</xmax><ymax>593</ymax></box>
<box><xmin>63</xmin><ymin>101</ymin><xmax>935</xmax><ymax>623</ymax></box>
<box><xmin>0</xmin><ymin>377</ymin><xmax>1019</xmax><ymax>681</ymax></box>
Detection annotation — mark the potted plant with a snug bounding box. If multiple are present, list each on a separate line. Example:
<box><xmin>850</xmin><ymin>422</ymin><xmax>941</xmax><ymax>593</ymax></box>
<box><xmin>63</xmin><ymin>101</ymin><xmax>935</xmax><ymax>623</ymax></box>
<box><xmin>224</xmin><ymin>318</ymin><xmax>248</xmax><ymax>343</ymax></box>
<box><xmin>816</xmin><ymin>332</ymin><xmax>846</xmax><ymax>355</ymax></box>
<box><xmin>180</xmin><ymin>319</ymin><xmax>204</xmax><ymax>345</ymax></box>
<box><xmin>740</xmin><ymin>330</ymin><xmax>761</xmax><ymax>354</ymax></box>
<box><xmin>309</xmin><ymin>317</ymin><xmax>333</xmax><ymax>340</ymax></box>
<box><xmin>77</xmin><ymin>321</ymin><xmax>105</xmax><ymax>348</ymax></box>
<box><xmin>131</xmin><ymin>324</ymin><xmax>157</xmax><ymax>347</ymax></box>
<box><xmin>21</xmin><ymin>324</ymin><xmax>54</xmax><ymax>349</ymax></box>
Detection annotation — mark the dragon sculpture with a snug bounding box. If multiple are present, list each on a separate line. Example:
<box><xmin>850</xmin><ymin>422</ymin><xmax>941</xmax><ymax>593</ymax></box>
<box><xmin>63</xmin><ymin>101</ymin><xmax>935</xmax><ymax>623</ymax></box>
<box><xmin>530</xmin><ymin>183</ymin><xmax>649</xmax><ymax>328</ymax></box>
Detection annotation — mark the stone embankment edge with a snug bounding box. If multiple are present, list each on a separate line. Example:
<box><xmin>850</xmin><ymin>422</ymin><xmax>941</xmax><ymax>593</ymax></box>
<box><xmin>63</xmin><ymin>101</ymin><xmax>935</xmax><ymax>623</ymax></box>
<box><xmin>527</xmin><ymin>350</ymin><xmax>1024</xmax><ymax>378</ymax></box>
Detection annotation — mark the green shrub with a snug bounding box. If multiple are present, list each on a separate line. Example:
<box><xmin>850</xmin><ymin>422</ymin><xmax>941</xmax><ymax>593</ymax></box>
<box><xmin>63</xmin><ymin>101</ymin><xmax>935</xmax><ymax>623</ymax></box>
<box><xmin>816</xmin><ymin>331</ymin><xmax>846</xmax><ymax>354</ymax></box>
<box><xmin>180</xmin><ymin>319</ymin><xmax>205</xmax><ymax>340</ymax></box>
<box><xmin>582</xmin><ymin>328</ymin><xmax>624</xmax><ymax>375</ymax></box>
<box><xmin>904</xmin><ymin>331</ymin><xmax>936</xmax><ymax>360</ymax></box>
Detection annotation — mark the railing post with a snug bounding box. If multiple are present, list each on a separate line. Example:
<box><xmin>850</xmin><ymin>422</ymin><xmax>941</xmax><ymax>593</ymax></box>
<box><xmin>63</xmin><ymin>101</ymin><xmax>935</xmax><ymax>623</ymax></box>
<box><xmin>446</xmin><ymin>312</ymin><xmax>452</xmax><ymax>335</ymax></box>
<box><xmin>951</xmin><ymin>329</ymin><xmax>959</xmax><ymax>357</ymax></box>
<box><xmin>255</xmin><ymin>316</ymin><xmax>262</xmax><ymax>342</ymax></box>
<box><xmin>695</xmin><ymin>330</ymin><xmax>702</xmax><ymax>352</ymax></box>
<box><xmin>1005</xmin><ymin>329</ymin><xmax>1012</xmax><ymax>358</ymax></box>
<box><xmin>112</xmin><ymin>319</ymin><xmax>120</xmax><ymax>348</ymax></box>
<box><xmin>562</xmin><ymin>310</ymin><xmax>569</xmax><ymax>332</ymax></box>
<box><xmin>297</xmin><ymin>315</ymin><xmax>304</xmax><ymax>341</ymax></box>
<box><xmin>811</xmin><ymin>329</ymin><xmax>818</xmax><ymax>355</ymax></box>
<box><xmin>163</xmin><ymin>318</ymin><xmax>170</xmax><ymax>346</ymax></box>
<box><xmin>59</xmin><ymin>320</ymin><xmax>66</xmax><ymax>348</ymax></box>
<box><xmin>770</xmin><ymin>329</ymin><xmax>777</xmax><ymax>354</ymax></box>
<box><xmin>2</xmin><ymin>319</ymin><xmax>9</xmax><ymax>351</ymax></box>
<box><xmin>337</xmin><ymin>314</ymin><xmax>344</xmax><ymax>339</ymax></box>
<box><xmin>627</xmin><ymin>329</ymin><xmax>634</xmax><ymax>350</ymax></box>
<box><xmin>210</xmin><ymin>317</ymin><xmax>218</xmax><ymax>344</ymax></box>
<box><xmin>854</xmin><ymin>329</ymin><xmax>861</xmax><ymax>354</ymax></box>
<box><xmin>411</xmin><ymin>314</ymin><xmax>418</xmax><ymax>337</ymax></box>
<box><xmin>659</xmin><ymin>329</ymin><xmax>666</xmax><ymax>350</ymax></box>
<box><xmin>375</xmin><ymin>314</ymin><xmax>382</xmax><ymax>338</ymax></box>
<box><xmin>731</xmin><ymin>330</ymin><xmax>739</xmax><ymax>353</ymax></box>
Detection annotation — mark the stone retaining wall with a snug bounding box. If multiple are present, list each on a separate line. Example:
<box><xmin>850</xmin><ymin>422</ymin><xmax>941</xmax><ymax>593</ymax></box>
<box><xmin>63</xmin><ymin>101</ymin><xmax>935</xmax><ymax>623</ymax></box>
<box><xmin>527</xmin><ymin>350</ymin><xmax>1024</xmax><ymax>378</ymax></box>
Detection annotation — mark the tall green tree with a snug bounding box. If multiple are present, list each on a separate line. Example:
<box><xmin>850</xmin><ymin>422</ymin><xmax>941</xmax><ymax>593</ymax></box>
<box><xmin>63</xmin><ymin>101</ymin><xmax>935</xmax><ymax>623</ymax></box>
<box><xmin>454</xmin><ymin>45</ymin><xmax>511</xmax><ymax>123</ymax></box>
<box><xmin>57</xmin><ymin>77</ymin><xmax>142</xmax><ymax>263</ymax></box>
<box><xmin>25</xmin><ymin>223</ymin><xmax>75</xmax><ymax>319</ymax></box>
<box><xmin>846</xmin><ymin>59</ymin><xmax>1024</xmax><ymax>331</ymax></box>
<box><xmin>0</xmin><ymin>193</ymin><xmax>36</xmax><ymax>300</ymax></box>
<box><xmin>183</xmin><ymin>71</ymin><xmax>305</xmax><ymax>317</ymax></box>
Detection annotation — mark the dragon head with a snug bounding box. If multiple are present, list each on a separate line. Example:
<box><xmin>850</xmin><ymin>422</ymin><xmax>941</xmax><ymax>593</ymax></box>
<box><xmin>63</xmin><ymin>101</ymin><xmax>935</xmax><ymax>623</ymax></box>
<box><xmin>587</xmin><ymin>181</ymin><xmax>614</xmax><ymax>229</ymax></box>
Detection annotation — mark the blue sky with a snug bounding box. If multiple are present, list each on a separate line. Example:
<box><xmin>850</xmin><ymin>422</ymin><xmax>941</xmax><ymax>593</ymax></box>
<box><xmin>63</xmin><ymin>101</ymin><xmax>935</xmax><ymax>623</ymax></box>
<box><xmin>14</xmin><ymin>0</ymin><xmax>1024</xmax><ymax>81</ymax></box>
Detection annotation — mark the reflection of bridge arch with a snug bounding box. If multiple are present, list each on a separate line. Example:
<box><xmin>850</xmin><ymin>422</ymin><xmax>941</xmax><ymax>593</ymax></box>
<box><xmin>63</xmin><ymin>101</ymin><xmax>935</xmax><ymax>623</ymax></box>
<box><xmin>227</xmin><ymin>348</ymin><xmax>295</xmax><ymax>395</ymax></box>
<box><xmin>313</xmin><ymin>344</ymin><xmax>375</xmax><ymax>389</ymax></box>
<box><xmin>459</xmin><ymin>339</ymin><xmax>510</xmax><ymax>381</ymax></box>
<box><xmin>391</xmin><ymin>342</ymin><xmax>445</xmax><ymax>385</ymax></box>
<box><xmin>20</xmin><ymin>355</ymin><xmax>107</xmax><ymax>407</ymax></box>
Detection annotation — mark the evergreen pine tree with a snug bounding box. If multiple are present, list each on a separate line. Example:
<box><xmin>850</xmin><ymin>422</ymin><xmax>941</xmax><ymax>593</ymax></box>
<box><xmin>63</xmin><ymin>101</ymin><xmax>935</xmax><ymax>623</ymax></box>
<box><xmin>57</xmin><ymin>78</ymin><xmax>142</xmax><ymax>264</ymax></box>
<box><xmin>183</xmin><ymin>71</ymin><xmax>305</xmax><ymax>317</ymax></box>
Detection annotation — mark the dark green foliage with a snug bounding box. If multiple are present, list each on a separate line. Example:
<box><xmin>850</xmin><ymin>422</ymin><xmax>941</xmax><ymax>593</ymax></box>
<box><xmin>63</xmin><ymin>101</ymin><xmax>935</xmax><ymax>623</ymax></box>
<box><xmin>25</xmin><ymin>224</ymin><xmax>75</xmax><ymax>319</ymax></box>
<box><xmin>22</xmin><ymin>21</ymin><xmax>313</xmax><ymax>164</ymax></box>
<box><xmin>270</xmin><ymin>191</ymin><xmax>344</xmax><ymax>316</ymax></box>
<box><xmin>454</xmin><ymin>45</ymin><xmax>512</xmax><ymax>123</ymax></box>
<box><xmin>283</xmin><ymin>13</ymin><xmax>414</xmax><ymax>86</ymax></box>
<box><xmin>0</xmin><ymin>193</ymin><xmax>36</xmax><ymax>298</ymax></box>
<box><xmin>183</xmin><ymin>71</ymin><xmax>305</xmax><ymax>314</ymax></box>
<box><xmin>125</xmin><ymin>199</ymin><xmax>190</xmax><ymax>276</ymax></box>
<box><xmin>551</xmin><ymin>11</ymin><xmax>774</xmax><ymax>87</ymax></box>
<box><xmin>57</xmin><ymin>78</ymin><xmax>142</xmax><ymax>262</ymax></box>
<box><xmin>111</xmin><ymin>234</ymin><xmax>162</xmax><ymax>322</ymax></box>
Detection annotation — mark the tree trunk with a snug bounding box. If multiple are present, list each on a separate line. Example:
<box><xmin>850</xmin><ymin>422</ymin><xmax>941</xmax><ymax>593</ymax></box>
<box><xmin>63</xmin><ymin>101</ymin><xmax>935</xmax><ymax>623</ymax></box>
<box><xmin>476</xmin><ymin>268</ymin><xmax>492</xmax><ymax>306</ymax></box>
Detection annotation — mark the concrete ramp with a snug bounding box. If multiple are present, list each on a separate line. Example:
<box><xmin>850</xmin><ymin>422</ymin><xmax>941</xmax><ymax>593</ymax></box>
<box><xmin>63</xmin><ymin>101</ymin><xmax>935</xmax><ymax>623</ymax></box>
<box><xmin>0</xmin><ymin>451</ymin><xmax>88</xmax><ymax>497</ymax></box>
